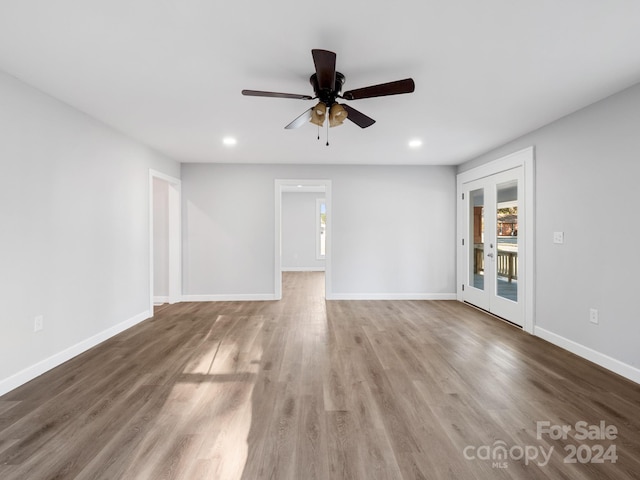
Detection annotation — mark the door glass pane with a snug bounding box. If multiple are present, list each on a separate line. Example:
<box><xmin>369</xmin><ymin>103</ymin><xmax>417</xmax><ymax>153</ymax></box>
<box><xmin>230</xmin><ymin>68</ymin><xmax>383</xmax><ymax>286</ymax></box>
<box><xmin>496</xmin><ymin>181</ymin><xmax>518</xmax><ymax>301</ymax></box>
<box><xmin>470</xmin><ymin>189</ymin><xmax>484</xmax><ymax>290</ymax></box>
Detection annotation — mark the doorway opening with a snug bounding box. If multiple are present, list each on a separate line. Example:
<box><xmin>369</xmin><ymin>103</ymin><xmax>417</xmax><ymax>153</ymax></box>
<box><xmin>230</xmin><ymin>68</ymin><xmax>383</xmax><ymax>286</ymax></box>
<box><xmin>149</xmin><ymin>170</ymin><xmax>182</xmax><ymax>315</ymax></box>
<box><xmin>275</xmin><ymin>179</ymin><xmax>332</xmax><ymax>300</ymax></box>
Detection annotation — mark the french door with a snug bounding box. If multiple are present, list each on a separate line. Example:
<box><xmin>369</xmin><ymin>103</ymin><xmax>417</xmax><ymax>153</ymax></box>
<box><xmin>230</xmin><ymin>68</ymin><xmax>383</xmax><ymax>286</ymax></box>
<box><xmin>462</xmin><ymin>166</ymin><xmax>524</xmax><ymax>326</ymax></box>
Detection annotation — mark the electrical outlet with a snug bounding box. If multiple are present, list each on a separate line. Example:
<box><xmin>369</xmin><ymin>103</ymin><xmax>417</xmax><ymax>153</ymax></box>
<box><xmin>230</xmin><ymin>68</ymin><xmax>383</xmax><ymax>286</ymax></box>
<box><xmin>589</xmin><ymin>308</ymin><xmax>599</xmax><ymax>325</ymax></box>
<box><xmin>34</xmin><ymin>315</ymin><xmax>44</xmax><ymax>332</ymax></box>
<box><xmin>553</xmin><ymin>231</ymin><xmax>564</xmax><ymax>244</ymax></box>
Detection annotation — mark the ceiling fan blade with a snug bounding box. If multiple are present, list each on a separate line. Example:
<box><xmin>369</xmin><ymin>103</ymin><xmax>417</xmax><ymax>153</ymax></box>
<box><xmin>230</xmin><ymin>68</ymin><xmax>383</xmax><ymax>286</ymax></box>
<box><xmin>342</xmin><ymin>104</ymin><xmax>376</xmax><ymax>128</ymax></box>
<box><xmin>284</xmin><ymin>108</ymin><xmax>313</xmax><ymax>129</ymax></box>
<box><xmin>242</xmin><ymin>89</ymin><xmax>313</xmax><ymax>100</ymax></box>
<box><xmin>312</xmin><ymin>49</ymin><xmax>336</xmax><ymax>91</ymax></box>
<box><xmin>342</xmin><ymin>78</ymin><xmax>415</xmax><ymax>100</ymax></box>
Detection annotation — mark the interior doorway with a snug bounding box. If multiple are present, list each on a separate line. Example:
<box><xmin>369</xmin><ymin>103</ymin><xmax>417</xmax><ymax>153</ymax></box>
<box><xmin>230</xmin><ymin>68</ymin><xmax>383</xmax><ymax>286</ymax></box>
<box><xmin>275</xmin><ymin>179</ymin><xmax>332</xmax><ymax>300</ymax></box>
<box><xmin>149</xmin><ymin>170</ymin><xmax>182</xmax><ymax>314</ymax></box>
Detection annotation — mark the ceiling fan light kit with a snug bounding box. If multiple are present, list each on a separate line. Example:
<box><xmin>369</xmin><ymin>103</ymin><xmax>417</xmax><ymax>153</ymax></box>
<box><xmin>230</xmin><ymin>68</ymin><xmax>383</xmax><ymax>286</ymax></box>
<box><xmin>242</xmin><ymin>49</ymin><xmax>415</xmax><ymax>142</ymax></box>
<box><xmin>328</xmin><ymin>103</ymin><xmax>347</xmax><ymax>128</ymax></box>
<box><xmin>310</xmin><ymin>102</ymin><xmax>326</xmax><ymax>127</ymax></box>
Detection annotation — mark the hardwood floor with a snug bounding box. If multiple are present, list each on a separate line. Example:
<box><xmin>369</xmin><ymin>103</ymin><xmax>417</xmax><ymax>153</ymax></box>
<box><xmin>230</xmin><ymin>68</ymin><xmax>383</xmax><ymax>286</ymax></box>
<box><xmin>1</xmin><ymin>272</ymin><xmax>639</xmax><ymax>479</ymax></box>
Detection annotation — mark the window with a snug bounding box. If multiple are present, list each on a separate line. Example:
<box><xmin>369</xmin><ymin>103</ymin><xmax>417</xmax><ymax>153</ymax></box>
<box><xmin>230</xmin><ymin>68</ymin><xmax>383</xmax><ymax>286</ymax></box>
<box><xmin>316</xmin><ymin>198</ymin><xmax>326</xmax><ymax>259</ymax></box>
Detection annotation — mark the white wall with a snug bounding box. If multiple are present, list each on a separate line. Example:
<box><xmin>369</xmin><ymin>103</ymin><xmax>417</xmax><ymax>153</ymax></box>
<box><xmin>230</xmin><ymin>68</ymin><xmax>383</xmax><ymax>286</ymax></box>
<box><xmin>0</xmin><ymin>71</ymin><xmax>180</xmax><ymax>395</ymax></box>
<box><xmin>282</xmin><ymin>192</ymin><xmax>325</xmax><ymax>271</ymax></box>
<box><xmin>153</xmin><ymin>177</ymin><xmax>170</xmax><ymax>300</ymax></box>
<box><xmin>181</xmin><ymin>164</ymin><xmax>456</xmax><ymax>300</ymax></box>
<box><xmin>331</xmin><ymin>166</ymin><xmax>455</xmax><ymax>298</ymax></box>
<box><xmin>459</xmin><ymin>81</ymin><xmax>640</xmax><ymax>381</ymax></box>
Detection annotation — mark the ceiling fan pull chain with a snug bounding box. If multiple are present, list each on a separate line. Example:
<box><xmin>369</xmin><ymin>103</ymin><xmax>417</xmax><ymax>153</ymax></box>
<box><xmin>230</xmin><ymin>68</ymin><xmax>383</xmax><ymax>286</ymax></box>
<box><xmin>317</xmin><ymin>124</ymin><xmax>320</xmax><ymax>140</ymax></box>
<box><xmin>326</xmin><ymin>115</ymin><xmax>330</xmax><ymax>146</ymax></box>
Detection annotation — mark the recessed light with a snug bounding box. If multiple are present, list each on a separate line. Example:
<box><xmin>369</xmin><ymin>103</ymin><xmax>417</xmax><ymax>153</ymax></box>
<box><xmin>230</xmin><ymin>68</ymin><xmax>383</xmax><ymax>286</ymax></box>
<box><xmin>223</xmin><ymin>137</ymin><xmax>237</xmax><ymax>146</ymax></box>
<box><xmin>408</xmin><ymin>139</ymin><xmax>422</xmax><ymax>148</ymax></box>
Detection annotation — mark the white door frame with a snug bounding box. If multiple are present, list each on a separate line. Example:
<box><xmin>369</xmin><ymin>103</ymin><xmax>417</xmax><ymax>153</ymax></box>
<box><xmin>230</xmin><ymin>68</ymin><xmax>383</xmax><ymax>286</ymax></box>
<box><xmin>456</xmin><ymin>147</ymin><xmax>535</xmax><ymax>333</ymax></box>
<box><xmin>149</xmin><ymin>170</ymin><xmax>182</xmax><ymax>314</ymax></box>
<box><xmin>275</xmin><ymin>179</ymin><xmax>332</xmax><ymax>300</ymax></box>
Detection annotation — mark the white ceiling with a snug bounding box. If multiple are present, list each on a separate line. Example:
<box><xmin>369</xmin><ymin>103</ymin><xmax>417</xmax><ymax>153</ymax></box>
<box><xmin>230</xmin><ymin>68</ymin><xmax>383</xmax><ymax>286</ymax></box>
<box><xmin>1</xmin><ymin>1</ymin><xmax>640</xmax><ymax>166</ymax></box>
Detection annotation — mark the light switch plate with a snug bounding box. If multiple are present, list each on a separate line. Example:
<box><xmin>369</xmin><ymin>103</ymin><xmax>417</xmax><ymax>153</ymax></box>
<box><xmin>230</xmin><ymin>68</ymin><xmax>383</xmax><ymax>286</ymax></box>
<box><xmin>34</xmin><ymin>315</ymin><xmax>43</xmax><ymax>332</ymax></box>
<box><xmin>553</xmin><ymin>232</ymin><xmax>564</xmax><ymax>244</ymax></box>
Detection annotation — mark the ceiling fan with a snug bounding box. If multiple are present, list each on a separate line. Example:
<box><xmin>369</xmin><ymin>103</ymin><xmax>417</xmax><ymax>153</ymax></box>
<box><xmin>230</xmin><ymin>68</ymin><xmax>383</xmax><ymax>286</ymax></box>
<box><xmin>242</xmin><ymin>49</ymin><xmax>415</xmax><ymax>133</ymax></box>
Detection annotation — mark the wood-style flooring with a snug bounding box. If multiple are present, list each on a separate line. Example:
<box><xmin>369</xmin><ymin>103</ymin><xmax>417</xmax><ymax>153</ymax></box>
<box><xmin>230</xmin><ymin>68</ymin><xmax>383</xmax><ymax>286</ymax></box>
<box><xmin>1</xmin><ymin>272</ymin><xmax>639</xmax><ymax>479</ymax></box>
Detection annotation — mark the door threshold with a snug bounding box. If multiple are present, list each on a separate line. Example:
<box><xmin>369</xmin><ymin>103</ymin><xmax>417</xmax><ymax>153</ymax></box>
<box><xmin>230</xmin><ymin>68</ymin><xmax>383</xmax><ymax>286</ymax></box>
<box><xmin>463</xmin><ymin>301</ymin><xmax>523</xmax><ymax>329</ymax></box>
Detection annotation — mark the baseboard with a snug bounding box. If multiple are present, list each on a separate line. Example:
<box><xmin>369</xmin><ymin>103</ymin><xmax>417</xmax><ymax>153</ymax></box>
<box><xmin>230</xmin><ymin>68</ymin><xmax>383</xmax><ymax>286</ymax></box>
<box><xmin>327</xmin><ymin>293</ymin><xmax>457</xmax><ymax>301</ymax></box>
<box><xmin>0</xmin><ymin>310</ymin><xmax>151</xmax><ymax>397</ymax></box>
<box><xmin>281</xmin><ymin>267</ymin><xmax>326</xmax><ymax>272</ymax></box>
<box><xmin>181</xmin><ymin>294</ymin><xmax>278</xmax><ymax>302</ymax></box>
<box><xmin>534</xmin><ymin>326</ymin><xmax>640</xmax><ymax>384</ymax></box>
<box><xmin>153</xmin><ymin>295</ymin><xmax>169</xmax><ymax>305</ymax></box>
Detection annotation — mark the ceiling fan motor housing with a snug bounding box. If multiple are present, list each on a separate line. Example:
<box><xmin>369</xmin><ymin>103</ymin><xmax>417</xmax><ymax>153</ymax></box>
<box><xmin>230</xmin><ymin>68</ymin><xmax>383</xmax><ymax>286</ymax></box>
<box><xmin>310</xmin><ymin>72</ymin><xmax>345</xmax><ymax>106</ymax></box>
